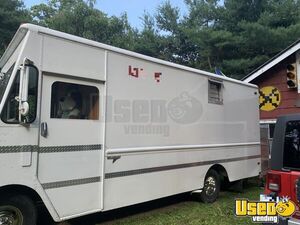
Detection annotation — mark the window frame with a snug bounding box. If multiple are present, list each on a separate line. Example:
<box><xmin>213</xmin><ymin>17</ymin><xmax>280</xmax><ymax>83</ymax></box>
<box><xmin>0</xmin><ymin>65</ymin><xmax>39</xmax><ymax>124</ymax></box>
<box><xmin>50</xmin><ymin>81</ymin><xmax>100</xmax><ymax>121</ymax></box>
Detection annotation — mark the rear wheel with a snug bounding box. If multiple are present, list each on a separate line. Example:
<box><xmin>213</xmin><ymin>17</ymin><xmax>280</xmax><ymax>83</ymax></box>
<box><xmin>199</xmin><ymin>169</ymin><xmax>220</xmax><ymax>203</ymax></box>
<box><xmin>0</xmin><ymin>194</ymin><xmax>37</xmax><ymax>225</ymax></box>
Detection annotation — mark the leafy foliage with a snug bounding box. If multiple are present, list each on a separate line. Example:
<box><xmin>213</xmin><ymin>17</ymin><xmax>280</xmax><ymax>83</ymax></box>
<box><xmin>169</xmin><ymin>0</ymin><xmax>300</xmax><ymax>78</ymax></box>
<box><xmin>31</xmin><ymin>0</ymin><xmax>137</xmax><ymax>49</ymax></box>
<box><xmin>1</xmin><ymin>0</ymin><xmax>300</xmax><ymax>79</ymax></box>
<box><xmin>0</xmin><ymin>0</ymin><xmax>31</xmax><ymax>56</ymax></box>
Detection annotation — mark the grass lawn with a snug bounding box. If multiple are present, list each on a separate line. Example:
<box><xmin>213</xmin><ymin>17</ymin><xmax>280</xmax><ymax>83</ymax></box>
<box><xmin>51</xmin><ymin>179</ymin><xmax>263</xmax><ymax>225</ymax></box>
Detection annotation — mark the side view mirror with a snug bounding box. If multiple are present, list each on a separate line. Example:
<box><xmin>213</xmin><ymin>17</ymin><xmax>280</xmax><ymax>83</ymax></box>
<box><xmin>18</xmin><ymin>58</ymin><xmax>31</xmax><ymax>123</ymax></box>
<box><xmin>20</xmin><ymin>101</ymin><xmax>29</xmax><ymax>116</ymax></box>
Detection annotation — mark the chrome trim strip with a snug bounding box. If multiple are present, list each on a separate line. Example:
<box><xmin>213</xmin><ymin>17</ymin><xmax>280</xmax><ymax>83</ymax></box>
<box><xmin>0</xmin><ymin>144</ymin><xmax>102</xmax><ymax>153</ymax></box>
<box><xmin>0</xmin><ymin>145</ymin><xmax>38</xmax><ymax>153</ymax></box>
<box><xmin>106</xmin><ymin>142</ymin><xmax>260</xmax><ymax>155</ymax></box>
<box><xmin>39</xmin><ymin>144</ymin><xmax>102</xmax><ymax>153</ymax></box>
<box><xmin>105</xmin><ymin>155</ymin><xmax>261</xmax><ymax>179</ymax></box>
<box><xmin>42</xmin><ymin>176</ymin><xmax>101</xmax><ymax>189</ymax></box>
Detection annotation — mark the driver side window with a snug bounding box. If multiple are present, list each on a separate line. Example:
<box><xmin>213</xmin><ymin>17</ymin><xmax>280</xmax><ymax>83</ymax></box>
<box><xmin>1</xmin><ymin>67</ymin><xmax>38</xmax><ymax>124</ymax></box>
<box><xmin>1</xmin><ymin>72</ymin><xmax>20</xmax><ymax>123</ymax></box>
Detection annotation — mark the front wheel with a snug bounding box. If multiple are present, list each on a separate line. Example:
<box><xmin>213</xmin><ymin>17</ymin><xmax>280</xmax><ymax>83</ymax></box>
<box><xmin>199</xmin><ymin>169</ymin><xmax>220</xmax><ymax>203</ymax></box>
<box><xmin>0</xmin><ymin>194</ymin><xmax>37</xmax><ymax>225</ymax></box>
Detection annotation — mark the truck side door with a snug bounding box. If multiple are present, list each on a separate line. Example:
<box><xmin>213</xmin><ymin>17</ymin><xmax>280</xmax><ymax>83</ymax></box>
<box><xmin>38</xmin><ymin>73</ymin><xmax>104</xmax><ymax>218</ymax></box>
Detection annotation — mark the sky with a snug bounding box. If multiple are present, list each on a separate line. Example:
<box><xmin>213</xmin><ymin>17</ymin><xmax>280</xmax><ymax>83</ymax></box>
<box><xmin>23</xmin><ymin>0</ymin><xmax>188</xmax><ymax>29</ymax></box>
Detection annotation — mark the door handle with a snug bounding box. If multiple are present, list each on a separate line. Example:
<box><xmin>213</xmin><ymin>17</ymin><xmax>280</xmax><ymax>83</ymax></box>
<box><xmin>41</xmin><ymin>122</ymin><xmax>48</xmax><ymax>138</ymax></box>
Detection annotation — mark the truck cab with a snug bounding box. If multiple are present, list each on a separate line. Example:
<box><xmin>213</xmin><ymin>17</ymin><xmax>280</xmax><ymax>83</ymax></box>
<box><xmin>0</xmin><ymin>24</ymin><xmax>105</xmax><ymax>225</ymax></box>
<box><xmin>265</xmin><ymin>114</ymin><xmax>300</xmax><ymax>224</ymax></box>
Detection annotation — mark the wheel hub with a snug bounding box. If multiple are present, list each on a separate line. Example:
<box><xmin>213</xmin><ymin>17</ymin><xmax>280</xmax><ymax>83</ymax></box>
<box><xmin>0</xmin><ymin>206</ymin><xmax>23</xmax><ymax>225</ymax></box>
<box><xmin>204</xmin><ymin>176</ymin><xmax>217</xmax><ymax>196</ymax></box>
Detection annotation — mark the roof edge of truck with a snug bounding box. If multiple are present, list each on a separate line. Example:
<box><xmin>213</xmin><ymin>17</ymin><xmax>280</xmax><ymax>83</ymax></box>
<box><xmin>3</xmin><ymin>23</ymin><xmax>257</xmax><ymax>88</ymax></box>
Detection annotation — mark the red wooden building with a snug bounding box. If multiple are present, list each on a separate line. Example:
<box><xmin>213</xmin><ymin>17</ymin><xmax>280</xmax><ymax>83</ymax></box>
<box><xmin>243</xmin><ymin>40</ymin><xmax>300</xmax><ymax>173</ymax></box>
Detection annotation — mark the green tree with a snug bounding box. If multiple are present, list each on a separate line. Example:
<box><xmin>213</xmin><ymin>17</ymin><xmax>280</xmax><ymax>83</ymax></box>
<box><xmin>154</xmin><ymin>1</ymin><xmax>201</xmax><ymax>66</ymax></box>
<box><xmin>167</xmin><ymin>0</ymin><xmax>300</xmax><ymax>79</ymax></box>
<box><xmin>31</xmin><ymin>0</ymin><xmax>138</xmax><ymax>49</ymax></box>
<box><xmin>134</xmin><ymin>13</ymin><xmax>162</xmax><ymax>57</ymax></box>
<box><xmin>0</xmin><ymin>0</ymin><xmax>31</xmax><ymax>57</ymax></box>
<box><xmin>219</xmin><ymin>0</ymin><xmax>300</xmax><ymax>78</ymax></box>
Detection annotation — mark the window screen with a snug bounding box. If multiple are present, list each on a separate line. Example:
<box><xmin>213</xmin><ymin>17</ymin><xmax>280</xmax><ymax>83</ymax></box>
<box><xmin>51</xmin><ymin>82</ymin><xmax>99</xmax><ymax>120</ymax></box>
<box><xmin>283</xmin><ymin>120</ymin><xmax>300</xmax><ymax>169</ymax></box>
<box><xmin>208</xmin><ymin>80</ymin><xmax>223</xmax><ymax>104</ymax></box>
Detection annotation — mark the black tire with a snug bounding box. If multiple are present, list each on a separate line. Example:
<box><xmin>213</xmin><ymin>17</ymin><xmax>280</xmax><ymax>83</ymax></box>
<box><xmin>199</xmin><ymin>169</ymin><xmax>220</xmax><ymax>203</ymax></box>
<box><xmin>0</xmin><ymin>194</ymin><xmax>37</xmax><ymax>225</ymax></box>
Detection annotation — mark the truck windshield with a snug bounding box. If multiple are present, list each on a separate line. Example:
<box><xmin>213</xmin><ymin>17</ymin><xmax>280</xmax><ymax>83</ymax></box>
<box><xmin>0</xmin><ymin>65</ymin><xmax>14</xmax><ymax>105</ymax></box>
<box><xmin>283</xmin><ymin>120</ymin><xmax>300</xmax><ymax>169</ymax></box>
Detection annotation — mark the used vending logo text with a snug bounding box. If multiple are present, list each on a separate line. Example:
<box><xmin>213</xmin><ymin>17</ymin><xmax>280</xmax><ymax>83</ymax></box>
<box><xmin>235</xmin><ymin>197</ymin><xmax>296</xmax><ymax>223</ymax></box>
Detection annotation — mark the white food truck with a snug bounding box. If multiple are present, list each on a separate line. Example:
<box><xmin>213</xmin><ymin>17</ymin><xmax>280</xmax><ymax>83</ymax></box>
<box><xmin>0</xmin><ymin>24</ymin><xmax>261</xmax><ymax>225</ymax></box>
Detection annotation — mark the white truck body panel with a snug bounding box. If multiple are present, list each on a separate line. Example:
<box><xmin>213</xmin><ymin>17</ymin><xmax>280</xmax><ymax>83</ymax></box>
<box><xmin>42</xmin><ymin>35</ymin><xmax>106</xmax><ymax>81</ymax></box>
<box><xmin>0</xmin><ymin>24</ymin><xmax>261</xmax><ymax>221</ymax></box>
